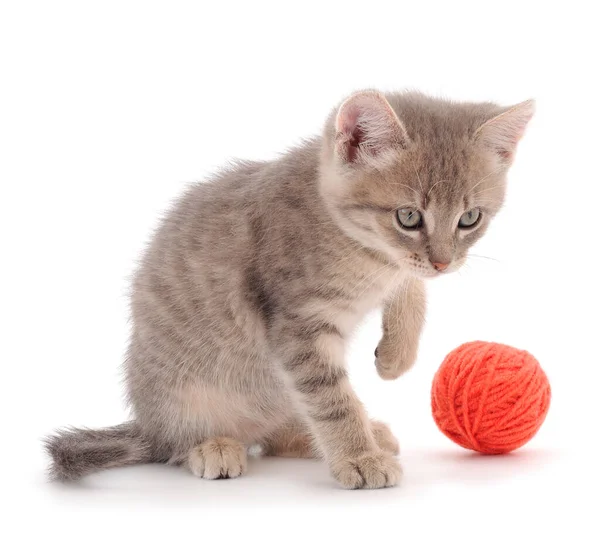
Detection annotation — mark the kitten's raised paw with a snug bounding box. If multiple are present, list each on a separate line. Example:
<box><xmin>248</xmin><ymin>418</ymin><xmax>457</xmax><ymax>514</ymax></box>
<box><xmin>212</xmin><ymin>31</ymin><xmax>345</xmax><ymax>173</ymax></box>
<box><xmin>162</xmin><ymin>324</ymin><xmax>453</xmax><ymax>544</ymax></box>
<box><xmin>375</xmin><ymin>340</ymin><xmax>417</xmax><ymax>380</ymax></box>
<box><xmin>331</xmin><ymin>452</ymin><xmax>402</xmax><ymax>489</ymax></box>
<box><xmin>371</xmin><ymin>420</ymin><xmax>400</xmax><ymax>455</ymax></box>
<box><xmin>188</xmin><ymin>437</ymin><xmax>247</xmax><ymax>479</ymax></box>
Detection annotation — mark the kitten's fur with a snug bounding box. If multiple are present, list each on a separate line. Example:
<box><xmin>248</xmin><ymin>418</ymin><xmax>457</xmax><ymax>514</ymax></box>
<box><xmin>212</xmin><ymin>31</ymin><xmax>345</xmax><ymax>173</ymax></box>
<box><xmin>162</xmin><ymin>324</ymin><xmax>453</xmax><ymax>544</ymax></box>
<box><xmin>45</xmin><ymin>90</ymin><xmax>534</xmax><ymax>488</ymax></box>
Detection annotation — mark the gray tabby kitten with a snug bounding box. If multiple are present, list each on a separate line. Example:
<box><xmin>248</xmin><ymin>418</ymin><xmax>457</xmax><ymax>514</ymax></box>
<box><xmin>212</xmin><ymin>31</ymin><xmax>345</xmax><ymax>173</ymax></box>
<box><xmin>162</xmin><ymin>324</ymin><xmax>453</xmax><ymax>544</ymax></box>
<box><xmin>45</xmin><ymin>90</ymin><xmax>534</xmax><ymax>489</ymax></box>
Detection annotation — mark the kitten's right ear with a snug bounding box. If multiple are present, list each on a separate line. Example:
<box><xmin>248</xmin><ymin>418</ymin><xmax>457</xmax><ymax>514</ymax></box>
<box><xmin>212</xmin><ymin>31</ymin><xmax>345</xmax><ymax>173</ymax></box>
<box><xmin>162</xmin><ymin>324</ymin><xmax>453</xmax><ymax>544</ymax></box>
<box><xmin>334</xmin><ymin>91</ymin><xmax>410</xmax><ymax>165</ymax></box>
<box><xmin>475</xmin><ymin>99</ymin><xmax>535</xmax><ymax>163</ymax></box>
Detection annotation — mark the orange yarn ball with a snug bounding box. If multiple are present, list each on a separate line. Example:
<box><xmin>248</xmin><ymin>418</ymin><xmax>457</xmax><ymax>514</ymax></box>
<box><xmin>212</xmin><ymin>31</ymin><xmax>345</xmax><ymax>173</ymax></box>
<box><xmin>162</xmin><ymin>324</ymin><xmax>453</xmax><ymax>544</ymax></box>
<box><xmin>431</xmin><ymin>341</ymin><xmax>551</xmax><ymax>454</ymax></box>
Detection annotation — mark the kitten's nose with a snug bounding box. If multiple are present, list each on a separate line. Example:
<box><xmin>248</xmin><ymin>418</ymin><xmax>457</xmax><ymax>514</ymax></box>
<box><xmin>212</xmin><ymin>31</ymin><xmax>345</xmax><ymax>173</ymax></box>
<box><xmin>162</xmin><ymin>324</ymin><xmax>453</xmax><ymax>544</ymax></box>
<box><xmin>432</xmin><ymin>261</ymin><xmax>450</xmax><ymax>272</ymax></box>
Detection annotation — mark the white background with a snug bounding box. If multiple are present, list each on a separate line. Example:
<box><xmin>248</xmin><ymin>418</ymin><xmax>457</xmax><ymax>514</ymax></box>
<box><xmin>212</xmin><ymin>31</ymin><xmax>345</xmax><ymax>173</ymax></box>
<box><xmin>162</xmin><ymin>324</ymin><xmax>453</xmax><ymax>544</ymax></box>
<box><xmin>1</xmin><ymin>1</ymin><xmax>599</xmax><ymax>549</ymax></box>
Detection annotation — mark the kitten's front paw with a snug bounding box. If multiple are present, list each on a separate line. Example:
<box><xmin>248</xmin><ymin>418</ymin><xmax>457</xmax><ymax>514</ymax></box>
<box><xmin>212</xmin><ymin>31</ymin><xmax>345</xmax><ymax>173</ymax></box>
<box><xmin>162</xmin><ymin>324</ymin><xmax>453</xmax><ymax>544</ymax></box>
<box><xmin>331</xmin><ymin>452</ymin><xmax>402</xmax><ymax>489</ymax></box>
<box><xmin>375</xmin><ymin>340</ymin><xmax>417</xmax><ymax>381</ymax></box>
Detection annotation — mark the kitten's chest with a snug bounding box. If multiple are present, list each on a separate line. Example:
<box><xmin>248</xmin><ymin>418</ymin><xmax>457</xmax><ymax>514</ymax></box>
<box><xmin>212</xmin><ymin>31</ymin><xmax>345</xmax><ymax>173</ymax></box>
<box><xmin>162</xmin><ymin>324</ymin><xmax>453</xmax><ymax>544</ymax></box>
<box><xmin>332</xmin><ymin>265</ymin><xmax>403</xmax><ymax>333</ymax></box>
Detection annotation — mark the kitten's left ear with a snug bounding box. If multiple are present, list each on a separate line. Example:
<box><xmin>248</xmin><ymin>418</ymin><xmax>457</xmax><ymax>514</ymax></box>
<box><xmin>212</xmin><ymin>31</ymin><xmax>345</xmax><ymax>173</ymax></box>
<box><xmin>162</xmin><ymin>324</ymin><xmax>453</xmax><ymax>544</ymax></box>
<box><xmin>475</xmin><ymin>99</ymin><xmax>535</xmax><ymax>162</ymax></box>
<box><xmin>334</xmin><ymin>91</ymin><xmax>410</xmax><ymax>166</ymax></box>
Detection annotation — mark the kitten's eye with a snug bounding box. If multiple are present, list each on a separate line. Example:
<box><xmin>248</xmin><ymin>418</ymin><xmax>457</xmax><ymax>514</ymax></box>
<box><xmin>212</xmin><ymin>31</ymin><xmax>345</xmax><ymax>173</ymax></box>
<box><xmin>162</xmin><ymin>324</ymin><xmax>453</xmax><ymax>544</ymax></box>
<box><xmin>396</xmin><ymin>208</ymin><xmax>423</xmax><ymax>230</ymax></box>
<box><xmin>458</xmin><ymin>208</ymin><xmax>481</xmax><ymax>228</ymax></box>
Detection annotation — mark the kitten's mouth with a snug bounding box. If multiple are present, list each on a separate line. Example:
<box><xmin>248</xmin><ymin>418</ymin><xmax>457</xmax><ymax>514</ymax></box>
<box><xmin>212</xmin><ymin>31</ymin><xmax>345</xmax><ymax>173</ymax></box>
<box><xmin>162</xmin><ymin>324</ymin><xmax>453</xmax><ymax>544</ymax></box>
<box><xmin>405</xmin><ymin>262</ymin><xmax>457</xmax><ymax>279</ymax></box>
<box><xmin>400</xmin><ymin>256</ymin><xmax>444</xmax><ymax>279</ymax></box>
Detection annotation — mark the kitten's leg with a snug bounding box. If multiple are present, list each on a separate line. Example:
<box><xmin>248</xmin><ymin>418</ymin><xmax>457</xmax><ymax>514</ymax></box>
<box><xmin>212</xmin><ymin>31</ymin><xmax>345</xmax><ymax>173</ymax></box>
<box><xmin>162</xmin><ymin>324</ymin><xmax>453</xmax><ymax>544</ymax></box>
<box><xmin>371</xmin><ymin>420</ymin><xmax>400</xmax><ymax>455</ymax></box>
<box><xmin>262</xmin><ymin>420</ymin><xmax>317</xmax><ymax>458</ymax></box>
<box><xmin>375</xmin><ymin>277</ymin><xmax>426</xmax><ymax>380</ymax></box>
<box><xmin>263</xmin><ymin>419</ymin><xmax>399</xmax><ymax>458</ymax></box>
<box><xmin>187</xmin><ymin>437</ymin><xmax>247</xmax><ymax>479</ymax></box>
<box><xmin>272</xmin><ymin>326</ymin><xmax>401</xmax><ymax>489</ymax></box>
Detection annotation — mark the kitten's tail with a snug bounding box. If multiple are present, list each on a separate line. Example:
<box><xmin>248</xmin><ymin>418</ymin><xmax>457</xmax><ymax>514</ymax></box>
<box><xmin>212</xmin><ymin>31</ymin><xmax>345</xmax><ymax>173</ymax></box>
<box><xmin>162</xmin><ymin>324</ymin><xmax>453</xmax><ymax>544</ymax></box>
<box><xmin>44</xmin><ymin>421</ymin><xmax>152</xmax><ymax>481</ymax></box>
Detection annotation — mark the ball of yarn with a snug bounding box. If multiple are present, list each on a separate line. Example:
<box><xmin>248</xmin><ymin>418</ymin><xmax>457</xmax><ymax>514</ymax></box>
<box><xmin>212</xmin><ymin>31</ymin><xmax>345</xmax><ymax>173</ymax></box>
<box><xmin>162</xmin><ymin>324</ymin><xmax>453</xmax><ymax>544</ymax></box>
<box><xmin>431</xmin><ymin>341</ymin><xmax>551</xmax><ymax>454</ymax></box>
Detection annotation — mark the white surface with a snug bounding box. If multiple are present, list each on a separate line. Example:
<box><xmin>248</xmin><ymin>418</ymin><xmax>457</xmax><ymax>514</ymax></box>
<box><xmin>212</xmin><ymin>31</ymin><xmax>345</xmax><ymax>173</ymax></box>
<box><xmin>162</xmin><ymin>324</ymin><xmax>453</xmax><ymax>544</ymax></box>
<box><xmin>1</xmin><ymin>1</ymin><xmax>598</xmax><ymax>550</ymax></box>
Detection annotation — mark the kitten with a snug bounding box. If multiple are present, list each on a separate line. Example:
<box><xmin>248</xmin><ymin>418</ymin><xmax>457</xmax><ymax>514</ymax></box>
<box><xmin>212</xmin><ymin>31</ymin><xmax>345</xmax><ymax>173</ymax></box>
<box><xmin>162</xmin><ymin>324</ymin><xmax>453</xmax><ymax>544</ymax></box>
<box><xmin>45</xmin><ymin>90</ymin><xmax>534</xmax><ymax>489</ymax></box>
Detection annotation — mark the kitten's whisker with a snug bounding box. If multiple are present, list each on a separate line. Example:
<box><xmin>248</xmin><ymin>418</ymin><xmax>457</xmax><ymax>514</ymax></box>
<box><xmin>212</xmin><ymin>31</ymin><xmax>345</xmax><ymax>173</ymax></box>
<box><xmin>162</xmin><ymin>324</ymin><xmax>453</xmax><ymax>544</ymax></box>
<box><xmin>468</xmin><ymin>168</ymin><xmax>502</xmax><ymax>194</ymax></box>
<box><xmin>412</xmin><ymin>163</ymin><xmax>425</xmax><ymax>195</ymax></box>
<box><xmin>313</xmin><ymin>240</ymin><xmax>394</xmax><ymax>297</ymax></box>
<box><xmin>348</xmin><ymin>263</ymin><xmax>393</xmax><ymax>299</ymax></box>
<box><xmin>357</xmin><ymin>264</ymin><xmax>402</xmax><ymax>301</ymax></box>
<box><xmin>387</xmin><ymin>272</ymin><xmax>404</xmax><ymax>306</ymax></box>
<box><xmin>313</xmin><ymin>243</ymin><xmax>376</xmax><ymax>286</ymax></box>
<box><xmin>351</xmin><ymin>255</ymin><xmax>408</xmax><ymax>302</ymax></box>
<box><xmin>394</xmin><ymin>183</ymin><xmax>420</xmax><ymax>196</ymax></box>
<box><xmin>477</xmin><ymin>199</ymin><xmax>504</xmax><ymax>208</ymax></box>
<box><xmin>334</xmin><ymin>247</ymin><xmax>380</xmax><ymax>272</ymax></box>
<box><xmin>426</xmin><ymin>179</ymin><xmax>449</xmax><ymax>199</ymax></box>
<box><xmin>473</xmin><ymin>184</ymin><xmax>507</xmax><ymax>197</ymax></box>
<box><xmin>394</xmin><ymin>201</ymin><xmax>419</xmax><ymax>210</ymax></box>
<box><xmin>468</xmin><ymin>253</ymin><xmax>501</xmax><ymax>263</ymax></box>
<box><xmin>460</xmin><ymin>262</ymin><xmax>473</xmax><ymax>276</ymax></box>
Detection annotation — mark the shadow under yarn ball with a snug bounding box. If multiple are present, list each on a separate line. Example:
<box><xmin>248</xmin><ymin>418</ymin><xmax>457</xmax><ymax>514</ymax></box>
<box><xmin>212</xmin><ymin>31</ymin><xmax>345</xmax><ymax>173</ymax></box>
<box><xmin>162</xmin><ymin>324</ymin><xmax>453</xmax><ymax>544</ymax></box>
<box><xmin>431</xmin><ymin>341</ymin><xmax>551</xmax><ymax>454</ymax></box>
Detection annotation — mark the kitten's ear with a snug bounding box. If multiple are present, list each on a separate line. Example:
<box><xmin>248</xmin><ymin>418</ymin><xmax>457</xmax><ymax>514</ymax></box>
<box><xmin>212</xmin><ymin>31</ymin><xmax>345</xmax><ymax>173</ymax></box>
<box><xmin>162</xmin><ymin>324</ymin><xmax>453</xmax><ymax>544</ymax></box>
<box><xmin>334</xmin><ymin>91</ymin><xmax>410</xmax><ymax>165</ymax></box>
<box><xmin>475</xmin><ymin>99</ymin><xmax>535</xmax><ymax>162</ymax></box>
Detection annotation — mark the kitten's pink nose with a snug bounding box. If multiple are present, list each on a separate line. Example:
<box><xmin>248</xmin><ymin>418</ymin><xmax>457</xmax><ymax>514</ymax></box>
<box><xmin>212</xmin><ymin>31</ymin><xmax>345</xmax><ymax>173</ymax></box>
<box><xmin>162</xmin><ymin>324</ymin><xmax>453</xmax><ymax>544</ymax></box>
<box><xmin>432</xmin><ymin>261</ymin><xmax>449</xmax><ymax>272</ymax></box>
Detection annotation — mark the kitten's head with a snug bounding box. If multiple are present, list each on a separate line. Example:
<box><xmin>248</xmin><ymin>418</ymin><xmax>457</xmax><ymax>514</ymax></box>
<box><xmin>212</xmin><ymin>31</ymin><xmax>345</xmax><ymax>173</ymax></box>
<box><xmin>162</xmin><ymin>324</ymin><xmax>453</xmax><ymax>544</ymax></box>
<box><xmin>319</xmin><ymin>90</ymin><xmax>534</xmax><ymax>278</ymax></box>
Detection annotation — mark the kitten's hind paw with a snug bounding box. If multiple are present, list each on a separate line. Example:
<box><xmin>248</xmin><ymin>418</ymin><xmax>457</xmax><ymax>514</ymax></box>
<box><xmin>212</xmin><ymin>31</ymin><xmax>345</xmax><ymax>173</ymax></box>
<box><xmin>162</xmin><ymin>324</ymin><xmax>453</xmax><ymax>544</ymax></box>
<box><xmin>188</xmin><ymin>437</ymin><xmax>247</xmax><ymax>479</ymax></box>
